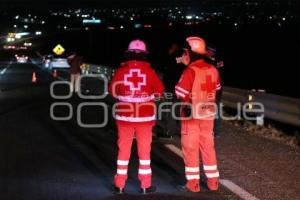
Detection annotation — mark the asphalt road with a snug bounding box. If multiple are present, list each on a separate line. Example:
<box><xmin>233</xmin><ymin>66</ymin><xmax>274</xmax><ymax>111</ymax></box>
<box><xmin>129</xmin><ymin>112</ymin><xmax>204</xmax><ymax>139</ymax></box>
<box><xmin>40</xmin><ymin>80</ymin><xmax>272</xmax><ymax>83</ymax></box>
<box><xmin>0</xmin><ymin>60</ymin><xmax>299</xmax><ymax>200</ymax></box>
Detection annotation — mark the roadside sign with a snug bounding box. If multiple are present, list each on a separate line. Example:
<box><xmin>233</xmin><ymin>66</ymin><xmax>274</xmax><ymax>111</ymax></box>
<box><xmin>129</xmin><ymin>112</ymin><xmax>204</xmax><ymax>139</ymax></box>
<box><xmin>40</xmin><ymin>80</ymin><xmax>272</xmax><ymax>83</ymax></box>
<box><xmin>53</xmin><ymin>44</ymin><xmax>65</xmax><ymax>56</ymax></box>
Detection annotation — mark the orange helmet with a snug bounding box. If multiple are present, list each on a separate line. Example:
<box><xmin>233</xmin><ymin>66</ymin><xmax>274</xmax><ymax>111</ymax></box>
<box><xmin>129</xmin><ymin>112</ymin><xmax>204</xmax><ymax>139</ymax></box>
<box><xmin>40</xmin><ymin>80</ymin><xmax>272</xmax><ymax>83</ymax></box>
<box><xmin>186</xmin><ymin>36</ymin><xmax>207</xmax><ymax>55</ymax></box>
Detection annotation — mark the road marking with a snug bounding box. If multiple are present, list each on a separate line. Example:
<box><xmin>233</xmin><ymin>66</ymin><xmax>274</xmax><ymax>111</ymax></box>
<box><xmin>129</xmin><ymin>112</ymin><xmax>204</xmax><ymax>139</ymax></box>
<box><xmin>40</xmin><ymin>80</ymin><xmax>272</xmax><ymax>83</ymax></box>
<box><xmin>0</xmin><ymin>61</ymin><xmax>12</xmax><ymax>75</ymax></box>
<box><xmin>164</xmin><ymin>144</ymin><xmax>260</xmax><ymax>200</ymax></box>
<box><xmin>220</xmin><ymin>179</ymin><xmax>260</xmax><ymax>200</ymax></box>
<box><xmin>0</xmin><ymin>68</ymin><xmax>7</xmax><ymax>75</ymax></box>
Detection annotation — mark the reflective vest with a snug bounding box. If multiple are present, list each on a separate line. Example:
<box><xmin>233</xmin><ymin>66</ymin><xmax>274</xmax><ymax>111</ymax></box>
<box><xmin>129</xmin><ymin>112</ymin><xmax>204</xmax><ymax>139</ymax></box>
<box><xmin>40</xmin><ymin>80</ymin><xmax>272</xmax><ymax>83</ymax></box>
<box><xmin>109</xmin><ymin>60</ymin><xmax>164</xmax><ymax>123</ymax></box>
<box><xmin>175</xmin><ymin>60</ymin><xmax>220</xmax><ymax>119</ymax></box>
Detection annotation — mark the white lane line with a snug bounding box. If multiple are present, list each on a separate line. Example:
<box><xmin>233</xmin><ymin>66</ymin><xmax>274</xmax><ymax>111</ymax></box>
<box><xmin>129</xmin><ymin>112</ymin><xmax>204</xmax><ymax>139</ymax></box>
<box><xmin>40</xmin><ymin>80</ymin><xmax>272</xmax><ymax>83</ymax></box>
<box><xmin>0</xmin><ymin>61</ymin><xmax>13</xmax><ymax>75</ymax></box>
<box><xmin>164</xmin><ymin>144</ymin><xmax>260</xmax><ymax>200</ymax></box>
<box><xmin>0</xmin><ymin>68</ymin><xmax>7</xmax><ymax>75</ymax></box>
<box><xmin>220</xmin><ymin>179</ymin><xmax>260</xmax><ymax>200</ymax></box>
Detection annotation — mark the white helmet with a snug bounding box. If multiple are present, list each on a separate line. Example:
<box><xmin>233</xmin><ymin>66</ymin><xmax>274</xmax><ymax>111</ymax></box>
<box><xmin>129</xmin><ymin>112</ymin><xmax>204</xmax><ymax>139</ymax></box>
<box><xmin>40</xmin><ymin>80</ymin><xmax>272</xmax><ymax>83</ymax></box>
<box><xmin>127</xmin><ymin>39</ymin><xmax>148</xmax><ymax>53</ymax></box>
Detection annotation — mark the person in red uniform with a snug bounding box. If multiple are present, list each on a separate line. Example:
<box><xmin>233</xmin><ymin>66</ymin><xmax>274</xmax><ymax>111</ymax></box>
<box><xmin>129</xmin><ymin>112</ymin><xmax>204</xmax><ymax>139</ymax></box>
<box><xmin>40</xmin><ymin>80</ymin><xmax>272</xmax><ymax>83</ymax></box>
<box><xmin>109</xmin><ymin>39</ymin><xmax>164</xmax><ymax>194</ymax></box>
<box><xmin>175</xmin><ymin>36</ymin><xmax>221</xmax><ymax>192</ymax></box>
<box><xmin>67</xmin><ymin>51</ymin><xmax>83</xmax><ymax>93</ymax></box>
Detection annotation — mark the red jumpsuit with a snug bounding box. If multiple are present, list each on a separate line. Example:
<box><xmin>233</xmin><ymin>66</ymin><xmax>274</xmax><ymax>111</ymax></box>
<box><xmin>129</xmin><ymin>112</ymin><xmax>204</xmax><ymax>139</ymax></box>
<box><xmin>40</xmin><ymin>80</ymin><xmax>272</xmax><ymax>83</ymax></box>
<box><xmin>109</xmin><ymin>60</ymin><xmax>164</xmax><ymax>189</ymax></box>
<box><xmin>175</xmin><ymin>60</ymin><xmax>221</xmax><ymax>192</ymax></box>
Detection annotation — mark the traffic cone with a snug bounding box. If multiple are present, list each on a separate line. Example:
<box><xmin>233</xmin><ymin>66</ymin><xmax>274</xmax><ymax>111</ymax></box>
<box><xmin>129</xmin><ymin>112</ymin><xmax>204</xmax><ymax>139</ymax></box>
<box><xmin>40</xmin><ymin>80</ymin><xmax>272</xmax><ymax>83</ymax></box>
<box><xmin>53</xmin><ymin>69</ymin><xmax>58</xmax><ymax>78</ymax></box>
<box><xmin>32</xmin><ymin>72</ymin><xmax>37</xmax><ymax>83</ymax></box>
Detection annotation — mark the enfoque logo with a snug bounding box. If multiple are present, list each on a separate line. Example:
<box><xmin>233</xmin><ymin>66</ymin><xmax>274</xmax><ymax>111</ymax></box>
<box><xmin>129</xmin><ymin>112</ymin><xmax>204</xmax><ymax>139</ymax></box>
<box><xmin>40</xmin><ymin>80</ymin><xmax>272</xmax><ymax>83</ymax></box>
<box><xmin>50</xmin><ymin>74</ymin><xmax>109</xmax><ymax>128</ymax></box>
<box><xmin>50</xmin><ymin>74</ymin><xmax>265</xmax><ymax>128</ymax></box>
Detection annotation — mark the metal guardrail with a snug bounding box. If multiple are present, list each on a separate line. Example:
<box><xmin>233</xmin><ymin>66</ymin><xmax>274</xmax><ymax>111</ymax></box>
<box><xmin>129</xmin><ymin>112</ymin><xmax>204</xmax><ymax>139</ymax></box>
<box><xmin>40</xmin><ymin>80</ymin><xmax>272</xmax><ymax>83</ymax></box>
<box><xmin>223</xmin><ymin>86</ymin><xmax>300</xmax><ymax>127</ymax></box>
<box><xmin>81</xmin><ymin>63</ymin><xmax>116</xmax><ymax>81</ymax></box>
<box><xmin>82</xmin><ymin>63</ymin><xmax>300</xmax><ymax>127</ymax></box>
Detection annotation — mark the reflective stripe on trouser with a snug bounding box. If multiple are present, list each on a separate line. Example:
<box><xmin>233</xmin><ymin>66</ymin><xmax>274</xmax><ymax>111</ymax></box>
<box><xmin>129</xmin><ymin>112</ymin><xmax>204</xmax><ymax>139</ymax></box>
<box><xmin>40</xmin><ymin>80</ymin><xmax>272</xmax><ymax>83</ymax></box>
<box><xmin>114</xmin><ymin>122</ymin><xmax>153</xmax><ymax>188</ymax></box>
<box><xmin>181</xmin><ymin>118</ymin><xmax>219</xmax><ymax>182</ymax></box>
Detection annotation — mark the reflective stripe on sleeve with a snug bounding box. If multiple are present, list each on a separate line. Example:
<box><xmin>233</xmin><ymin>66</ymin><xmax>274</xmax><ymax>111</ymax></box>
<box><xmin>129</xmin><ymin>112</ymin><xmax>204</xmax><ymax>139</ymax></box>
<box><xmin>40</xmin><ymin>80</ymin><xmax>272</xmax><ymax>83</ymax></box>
<box><xmin>175</xmin><ymin>90</ymin><xmax>186</xmax><ymax>98</ymax></box>
<box><xmin>175</xmin><ymin>86</ymin><xmax>189</xmax><ymax>94</ymax></box>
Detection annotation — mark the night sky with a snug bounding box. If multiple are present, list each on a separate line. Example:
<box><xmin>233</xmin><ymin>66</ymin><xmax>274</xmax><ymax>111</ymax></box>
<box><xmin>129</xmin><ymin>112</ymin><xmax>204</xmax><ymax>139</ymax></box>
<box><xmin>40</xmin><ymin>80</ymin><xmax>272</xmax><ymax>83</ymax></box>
<box><xmin>2</xmin><ymin>0</ymin><xmax>295</xmax><ymax>7</ymax></box>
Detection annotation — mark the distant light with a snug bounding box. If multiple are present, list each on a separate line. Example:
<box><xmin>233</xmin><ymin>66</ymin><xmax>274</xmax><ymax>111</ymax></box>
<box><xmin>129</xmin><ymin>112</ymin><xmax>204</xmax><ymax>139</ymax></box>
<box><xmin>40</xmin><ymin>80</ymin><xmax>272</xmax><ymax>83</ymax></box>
<box><xmin>15</xmin><ymin>32</ymin><xmax>30</xmax><ymax>37</ymax></box>
<box><xmin>130</xmin><ymin>17</ymin><xmax>134</xmax><ymax>21</ymax></box>
<box><xmin>234</xmin><ymin>23</ymin><xmax>238</xmax><ymax>26</ymax></box>
<box><xmin>41</xmin><ymin>21</ymin><xmax>45</xmax><ymax>24</ymax></box>
<box><xmin>248</xmin><ymin>95</ymin><xmax>253</xmax><ymax>101</ymax></box>
<box><xmin>15</xmin><ymin>15</ymin><xmax>19</xmax><ymax>19</ymax></box>
<box><xmin>15</xmin><ymin>35</ymin><xmax>21</xmax><ymax>39</ymax></box>
<box><xmin>35</xmin><ymin>31</ymin><xmax>42</xmax><ymax>35</ymax></box>
<box><xmin>7</xmin><ymin>37</ymin><xmax>15</xmax><ymax>42</ymax></box>
<box><xmin>82</xmin><ymin>19</ymin><xmax>101</xmax><ymax>24</ymax></box>
<box><xmin>24</xmin><ymin>42</ymin><xmax>32</xmax><ymax>47</ymax></box>
<box><xmin>282</xmin><ymin>17</ymin><xmax>286</xmax><ymax>21</ymax></box>
<box><xmin>13</xmin><ymin>25</ymin><xmax>17</xmax><ymax>28</ymax></box>
<box><xmin>107</xmin><ymin>26</ymin><xmax>115</xmax><ymax>30</ymax></box>
<box><xmin>186</xmin><ymin>15</ymin><xmax>193</xmax><ymax>20</ymax></box>
<box><xmin>24</xmin><ymin>25</ymin><xmax>28</xmax><ymax>29</ymax></box>
<box><xmin>64</xmin><ymin>26</ymin><xmax>67</xmax><ymax>29</ymax></box>
<box><xmin>144</xmin><ymin>24</ymin><xmax>152</xmax><ymax>28</ymax></box>
<box><xmin>134</xmin><ymin>23</ymin><xmax>142</xmax><ymax>29</ymax></box>
<box><xmin>185</xmin><ymin>22</ymin><xmax>193</xmax><ymax>26</ymax></box>
<box><xmin>269</xmin><ymin>16</ymin><xmax>273</xmax><ymax>20</ymax></box>
<box><xmin>120</xmin><ymin>25</ymin><xmax>124</xmax><ymax>29</ymax></box>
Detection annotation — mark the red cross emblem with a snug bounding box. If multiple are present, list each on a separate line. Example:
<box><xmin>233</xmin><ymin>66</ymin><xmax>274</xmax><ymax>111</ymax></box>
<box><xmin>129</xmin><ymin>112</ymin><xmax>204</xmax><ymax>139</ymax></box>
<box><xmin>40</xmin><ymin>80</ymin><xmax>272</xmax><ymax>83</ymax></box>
<box><xmin>124</xmin><ymin>69</ymin><xmax>146</xmax><ymax>91</ymax></box>
<box><xmin>201</xmin><ymin>75</ymin><xmax>216</xmax><ymax>100</ymax></box>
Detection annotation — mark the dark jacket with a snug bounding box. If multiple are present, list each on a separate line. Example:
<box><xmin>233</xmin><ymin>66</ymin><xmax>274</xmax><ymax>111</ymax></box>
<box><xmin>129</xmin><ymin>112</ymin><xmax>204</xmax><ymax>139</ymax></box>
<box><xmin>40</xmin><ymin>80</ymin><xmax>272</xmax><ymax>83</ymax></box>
<box><xmin>68</xmin><ymin>54</ymin><xmax>83</xmax><ymax>74</ymax></box>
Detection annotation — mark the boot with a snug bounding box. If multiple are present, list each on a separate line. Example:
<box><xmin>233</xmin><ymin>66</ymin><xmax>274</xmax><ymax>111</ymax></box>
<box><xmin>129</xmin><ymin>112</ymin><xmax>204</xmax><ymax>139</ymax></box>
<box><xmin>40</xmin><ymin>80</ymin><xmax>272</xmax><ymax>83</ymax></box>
<box><xmin>140</xmin><ymin>186</ymin><xmax>157</xmax><ymax>194</ymax></box>
<box><xmin>207</xmin><ymin>178</ymin><xmax>219</xmax><ymax>191</ymax></box>
<box><xmin>112</xmin><ymin>186</ymin><xmax>125</xmax><ymax>195</ymax></box>
<box><xmin>177</xmin><ymin>179</ymin><xmax>200</xmax><ymax>193</ymax></box>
